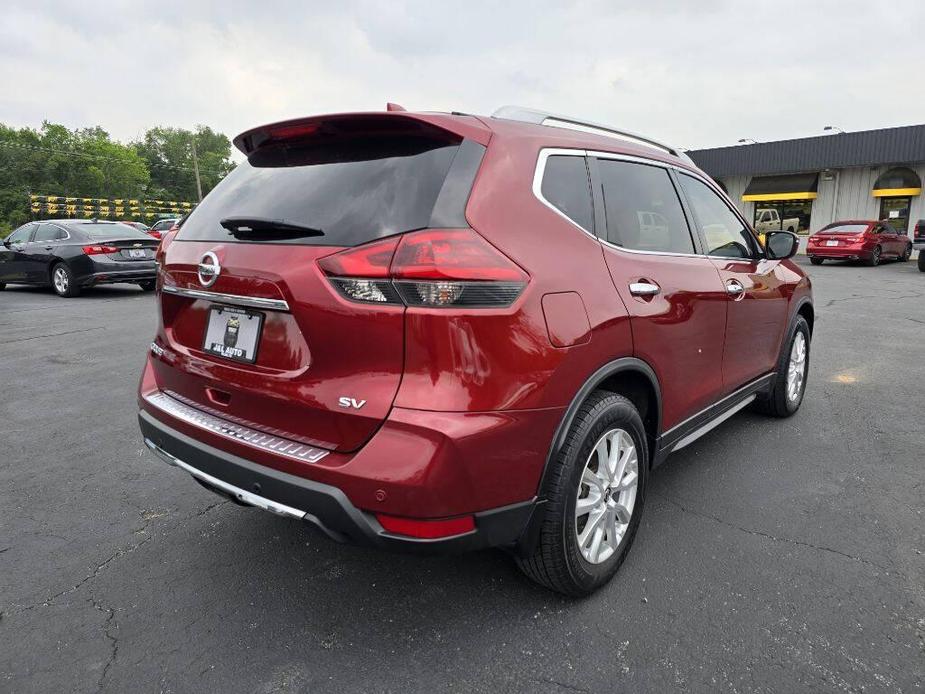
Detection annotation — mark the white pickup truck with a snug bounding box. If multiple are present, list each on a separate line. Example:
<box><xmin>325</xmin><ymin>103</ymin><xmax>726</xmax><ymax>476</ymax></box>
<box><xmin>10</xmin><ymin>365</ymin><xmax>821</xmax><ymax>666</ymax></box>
<box><xmin>754</xmin><ymin>208</ymin><xmax>800</xmax><ymax>233</ymax></box>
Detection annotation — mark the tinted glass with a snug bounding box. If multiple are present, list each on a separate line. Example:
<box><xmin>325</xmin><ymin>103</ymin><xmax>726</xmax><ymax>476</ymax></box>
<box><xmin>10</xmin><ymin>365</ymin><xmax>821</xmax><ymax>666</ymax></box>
<box><xmin>820</xmin><ymin>223</ymin><xmax>869</xmax><ymax>234</ymax></box>
<box><xmin>597</xmin><ymin>159</ymin><xmax>693</xmax><ymax>254</ymax></box>
<box><xmin>71</xmin><ymin>222</ymin><xmax>153</xmax><ymax>239</ymax></box>
<box><xmin>177</xmin><ymin>135</ymin><xmax>461</xmax><ymax>247</ymax></box>
<box><xmin>679</xmin><ymin>174</ymin><xmax>756</xmax><ymax>258</ymax></box>
<box><xmin>34</xmin><ymin>224</ymin><xmax>65</xmax><ymax>242</ymax></box>
<box><xmin>151</xmin><ymin>219</ymin><xmax>176</xmax><ymax>231</ymax></box>
<box><xmin>6</xmin><ymin>224</ymin><xmax>33</xmax><ymax>243</ymax></box>
<box><xmin>541</xmin><ymin>155</ymin><xmax>593</xmax><ymax>232</ymax></box>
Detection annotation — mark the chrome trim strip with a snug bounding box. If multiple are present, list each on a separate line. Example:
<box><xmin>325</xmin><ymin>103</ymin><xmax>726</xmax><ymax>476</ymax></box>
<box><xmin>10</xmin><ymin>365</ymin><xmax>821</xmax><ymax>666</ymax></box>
<box><xmin>144</xmin><ymin>391</ymin><xmax>328</xmax><ymax>463</ymax></box>
<box><xmin>161</xmin><ymin>285</ymin><xmax>290</xmax><ymax>311</ymax></box>
<box><xmin>671</xmin><ymin>394</ymin><xmax>756</xmax><ymax>452</ymax></box>
<box><xmin>144</xmin><ymin>438</ymin><xmax>308</xmax><ymax>519</ymax></box>
<box><xmin>531</xmin><ymin>148</ymin><xmax>594</xmax><ymax>235</ymax></box>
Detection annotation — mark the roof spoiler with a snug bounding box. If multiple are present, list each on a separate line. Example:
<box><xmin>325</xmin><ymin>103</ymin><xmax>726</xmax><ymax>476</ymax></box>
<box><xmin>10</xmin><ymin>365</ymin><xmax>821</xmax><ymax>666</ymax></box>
<box><xmin>234</xmin><ymin>110</ymin><xmax>491</xmax><ymax>157</ymax></box>
<box><xmin>492</xmin><ymin>106</ymin><xmax>694</xmax><ymax>165</ymax></box>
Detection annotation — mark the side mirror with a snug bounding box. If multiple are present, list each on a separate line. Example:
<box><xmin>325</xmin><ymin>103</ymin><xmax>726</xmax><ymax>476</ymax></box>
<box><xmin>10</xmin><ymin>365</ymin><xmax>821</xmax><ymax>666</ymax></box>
<box><xmin>764</xmin><ymin>231</ymin><xmax>799</xmax><ymax>260</ymax></box>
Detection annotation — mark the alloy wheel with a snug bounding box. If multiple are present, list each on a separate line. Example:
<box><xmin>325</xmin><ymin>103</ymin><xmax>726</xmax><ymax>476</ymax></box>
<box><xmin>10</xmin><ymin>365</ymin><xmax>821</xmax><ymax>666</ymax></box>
<box><xmin>787</xmin><ymin>332</ymin><xmax>807</xmax><ymax>404</ymax></box>
<box><xmin>575</xmin><ymin>428</ymin><xmax>639</xmax><ymax>564</ymax></box>
<box><xmin>53</xmin><ymin>267</ymin><xmax>69</xmax><ymax>294</ymax></box>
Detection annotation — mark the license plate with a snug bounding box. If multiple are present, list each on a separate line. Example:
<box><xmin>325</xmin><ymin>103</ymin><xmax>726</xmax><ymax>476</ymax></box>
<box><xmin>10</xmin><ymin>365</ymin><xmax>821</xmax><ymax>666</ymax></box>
<box><xmin>203</xmin><ymin>306</ymin><xmax>264</xmax><ymax>363</ymax></box>
<box><xmin>826</xmin><ymin>240</ymin><xmax>839</xmax><ymax>247</ymax></box>
<box><xmin>128</xmin><ymin>249</ymin><xmax>147</xmax><ymax>258</ymax></box>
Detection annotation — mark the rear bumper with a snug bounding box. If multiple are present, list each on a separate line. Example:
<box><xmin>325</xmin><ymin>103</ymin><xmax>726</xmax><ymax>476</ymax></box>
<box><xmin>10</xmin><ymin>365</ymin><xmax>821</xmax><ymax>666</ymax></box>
<box><xmin>138</xmin><ymin>408</ymin><xmax>541</xmax><ymax>554</ymax></box>
<box><xmin>913</xmin><ymin>241</ymin><xmax>925</xmax><ymax>251</ymax></box>
<box><xmin>806</xmin><ymin>246</ymin><xmax>870</xmax><ymax>260</ymax></box>
<box><xmin>76</xmin><ymin>258</ymin><xmax>157</xmax><ymax>286</ymax></box>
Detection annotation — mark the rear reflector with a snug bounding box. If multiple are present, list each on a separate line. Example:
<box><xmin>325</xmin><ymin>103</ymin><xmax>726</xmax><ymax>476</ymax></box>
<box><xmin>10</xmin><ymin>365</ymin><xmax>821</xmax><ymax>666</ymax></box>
<box><xmin>375</xmin><ymin>513</ymin><xmax>475</xmax><ymax>539</ymax></box>
<box><xmin>318</xmin><ymin>229</ymin><xmax>527</xmax><ymax>308</ymax></box>
<box><xmin>82</xmin><ymin>244</ymin><xmax>119</xmax><ymax>255</ymax></box>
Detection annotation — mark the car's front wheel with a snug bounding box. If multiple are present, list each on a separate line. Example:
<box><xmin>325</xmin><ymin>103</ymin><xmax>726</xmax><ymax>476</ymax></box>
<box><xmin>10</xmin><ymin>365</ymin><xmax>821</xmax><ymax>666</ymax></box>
<box><xmin>754</xmin><ymin>315</ymin><xmax>810</xmax><ymax>417</ymax></box>
<box><xmin>51</xmin><ymin>263</ymin><xmax>80</xmax><ymax>297</ymax></box>
<box><xmin>516</xmin><ymin>391</ymin><xmax>647</xmax><ymax>596</ymax></box>
<box><xmin>899</xmin><ymin>243</ymin><xmax>912</xmax><ymax>262</ymax></box>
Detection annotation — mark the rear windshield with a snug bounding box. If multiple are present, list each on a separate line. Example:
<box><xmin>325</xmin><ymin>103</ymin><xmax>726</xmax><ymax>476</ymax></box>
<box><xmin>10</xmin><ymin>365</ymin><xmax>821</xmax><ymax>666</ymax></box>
<box><xmin>820</xmin><ymin>223</ymin><xmax>869</xmax><ymax>234</ymax></box>
<box><xmin>74</xmin><ymin>222</ymin><xmax>154</xmax><ymax>239</ymax></box>
<box><xmin>177</xmin><ymin>135</ymin><xmax>473</xmax><ymax>247</ymax></box>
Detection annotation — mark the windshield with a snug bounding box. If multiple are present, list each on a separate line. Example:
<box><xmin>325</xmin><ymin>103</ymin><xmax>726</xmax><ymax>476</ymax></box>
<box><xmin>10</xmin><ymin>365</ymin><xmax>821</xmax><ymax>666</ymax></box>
<box><xmin>820</xmin><ymin>223</ymin><xmax>869</xmax><ymax>234</ymax></box>
<box><xmin>75</xmin><ymin>222</ymin><xmax>155</xmax><ymax>239</ymax></box>
<box><xmin>176</xmin><ymin>134</ymin><xmax>461</xmax><ymax>247</ymax></box>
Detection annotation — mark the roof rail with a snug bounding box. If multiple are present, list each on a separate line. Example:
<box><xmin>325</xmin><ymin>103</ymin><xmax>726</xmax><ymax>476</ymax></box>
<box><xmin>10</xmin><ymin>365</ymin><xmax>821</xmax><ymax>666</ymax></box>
<box><xmin>491</xmin><ymin>106</ymin><xmax>694</xmax><ymax>165</ymax></box>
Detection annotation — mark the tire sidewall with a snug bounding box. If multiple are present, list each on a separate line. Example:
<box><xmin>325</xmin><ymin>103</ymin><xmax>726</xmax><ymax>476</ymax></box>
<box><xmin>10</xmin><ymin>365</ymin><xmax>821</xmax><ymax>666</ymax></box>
<box><xmin>779</xmin><ymin>316</ymin><xmax>811</xmax><ymax>415</ymax></box>
<box><xmin>560</xmin><ymin>397</ymin><xmax>648</xmax><ymax>593</ymax></box>
<box><xmin>52</xmin><ymin>263</ymin><xmax>74</xmax><ymax>297</ymax></box>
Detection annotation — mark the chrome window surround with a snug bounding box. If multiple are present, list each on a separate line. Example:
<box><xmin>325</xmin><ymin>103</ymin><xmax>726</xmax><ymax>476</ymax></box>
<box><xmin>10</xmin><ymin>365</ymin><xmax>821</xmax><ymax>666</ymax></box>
<box><xmin>144</xmin><ymin>391</ymin><xmax>328</xmax><ymax>463</ymax></box>
<box><xmin>161</xmin><ymin>285</ymin><xmax>290</xmax><ymax>312</ymax></box>
<box><xmin>532</xmin><ymin>148</ymin><xmax>764</xmax><ymax>262</ymax></box>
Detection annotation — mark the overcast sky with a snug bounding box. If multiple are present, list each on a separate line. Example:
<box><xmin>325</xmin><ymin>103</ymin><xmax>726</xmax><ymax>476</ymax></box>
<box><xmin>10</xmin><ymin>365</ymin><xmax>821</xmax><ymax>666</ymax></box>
<box><xmin>3</xmin><ymin>0</ymin><xmax>924</xmax><ymax>153</ymax></box>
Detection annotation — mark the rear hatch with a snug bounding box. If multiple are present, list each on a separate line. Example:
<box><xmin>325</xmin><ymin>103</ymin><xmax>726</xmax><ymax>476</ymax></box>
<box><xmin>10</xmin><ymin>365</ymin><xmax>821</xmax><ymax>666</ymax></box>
<box><xmin>153</xmin><ymin>112</ymin><xmax>489</xmax><ymax>453</ymax></box>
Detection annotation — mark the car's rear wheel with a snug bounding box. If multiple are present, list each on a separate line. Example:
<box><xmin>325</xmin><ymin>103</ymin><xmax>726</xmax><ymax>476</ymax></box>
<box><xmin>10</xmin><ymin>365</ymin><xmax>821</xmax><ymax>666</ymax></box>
<box><xmin>899</xmin><ymin>243</ymin><xmax>912</xmax><ymax>262</ymax></box>
<box><xmin>754</xmin><ymin>315</ymin><xmax>810</xmax><ymax>418</ymax></box>
<box><xmin>918</xmin><ymin>252</ymin><xmax>925</xmax><ymax>272</ymax></box>
<box><xmin>866</xmin><ymin>246</ymin><xmax>881</xmax><ymax>266</ymax></box>
<box><xmin>138</xmin><ymin>280</ymin><xmax>156</xmax><ymax>292</ymax></box>
<box><xmin>516</xmin><ymin>391</ymin><xmax>647</xmax><ymax>596</ymax></box>
<box><xmin>0</xmin><ymin>282</ymin><xmax>6</xmax><ymax>290</ymax></box>
<box><xmin>810</xmin><ymin>257</ymin><xmax>823</xmax><ymax>266</ymax></box>
<box><xmin>51</xmin><ymin>263</ymin><xmax>80</xmax><ymax>297</ymax></box>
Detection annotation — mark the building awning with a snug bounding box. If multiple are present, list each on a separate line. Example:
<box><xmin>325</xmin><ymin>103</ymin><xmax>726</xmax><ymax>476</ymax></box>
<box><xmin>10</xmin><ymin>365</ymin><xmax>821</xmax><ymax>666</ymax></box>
<box><xmin>742</xmin><ymin>173</ymin><xmax>819</xmax><ymax>202</ymax></box>
<box><xmin>872</xmin><ymin>167</ymin><xmax>921</xmax><ymax>197</ymax></box>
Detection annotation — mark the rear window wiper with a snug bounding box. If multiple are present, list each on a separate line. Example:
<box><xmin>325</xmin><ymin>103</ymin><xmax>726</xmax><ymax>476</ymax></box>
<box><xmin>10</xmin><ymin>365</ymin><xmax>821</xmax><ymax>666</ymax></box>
<box><xmin>219</xmin><ymin>216</ymin><xmax>325</xmax><ymax>239</ymax></box>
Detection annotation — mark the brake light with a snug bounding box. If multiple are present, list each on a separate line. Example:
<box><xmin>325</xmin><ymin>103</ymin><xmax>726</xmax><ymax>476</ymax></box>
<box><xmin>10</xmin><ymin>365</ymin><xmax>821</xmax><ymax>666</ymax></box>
<box><xmin>375</xmin><ymin>513</ymin><xmax>475</xmax><ymax>539</ymax></box>
<box><xmin>318</xmin><ymin>229</ymin><xmax>528</xmax><ymax>308</ymax></box>
<box><xmin>82</xmin><ymin>245</ymin><xmax>118</xmax><ymax>255</ymax></box>
<box><xmin>147</xmin><ymin>230</ymin><xmax>162</xmax><ymax>240</ymax></box>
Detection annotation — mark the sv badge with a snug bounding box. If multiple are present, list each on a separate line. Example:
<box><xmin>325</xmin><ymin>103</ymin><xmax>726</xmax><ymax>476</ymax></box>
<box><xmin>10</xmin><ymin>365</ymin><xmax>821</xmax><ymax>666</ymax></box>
<box><xmin>338</xmin><ymin>397</ymin><xmax>367</xmax><ymax>410</ymax></box>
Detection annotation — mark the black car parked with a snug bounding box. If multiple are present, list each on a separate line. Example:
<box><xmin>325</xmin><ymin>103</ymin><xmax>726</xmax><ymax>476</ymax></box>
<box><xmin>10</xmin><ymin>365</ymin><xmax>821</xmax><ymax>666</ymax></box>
<box><xmin>0</xmin><ymin>219</ymin><xmax>159</xmax><ymax>297</ymax></box>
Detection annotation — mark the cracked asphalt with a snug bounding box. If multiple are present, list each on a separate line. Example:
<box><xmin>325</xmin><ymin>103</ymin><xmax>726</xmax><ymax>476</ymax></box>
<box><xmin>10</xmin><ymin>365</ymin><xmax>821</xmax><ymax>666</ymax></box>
<box><xmin>1</xmin><ymin>256</ymin><xmax>923</xmax><ymax>693</ymax></box>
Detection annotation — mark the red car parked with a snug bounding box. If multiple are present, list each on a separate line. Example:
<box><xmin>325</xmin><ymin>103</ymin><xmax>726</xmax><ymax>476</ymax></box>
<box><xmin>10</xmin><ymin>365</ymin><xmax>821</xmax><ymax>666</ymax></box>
<box><xmin>807</xmin><ymin>220</ymin><xmax>913</xmax><ymax>266</ymax></box>
<box><xmin>138</xmin><ymin>106</ymin><xmax>814</xmax><ymax>595</ymax></box>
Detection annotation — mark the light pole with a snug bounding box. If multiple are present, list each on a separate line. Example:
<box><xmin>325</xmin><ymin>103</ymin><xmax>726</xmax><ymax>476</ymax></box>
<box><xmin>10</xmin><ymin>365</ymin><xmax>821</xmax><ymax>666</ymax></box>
<box><xmin>190</xmin><ymin>137</ymin><xmax>203</xmax><ymax>202</ymax></box>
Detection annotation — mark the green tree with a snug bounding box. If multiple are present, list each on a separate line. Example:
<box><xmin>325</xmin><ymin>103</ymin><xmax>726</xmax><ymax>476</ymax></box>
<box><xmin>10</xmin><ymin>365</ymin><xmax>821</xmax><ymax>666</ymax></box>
<box><xmin>133</xmin><ymin>125</ymin><xmax>235</xmax><ymax>202</ymax></box>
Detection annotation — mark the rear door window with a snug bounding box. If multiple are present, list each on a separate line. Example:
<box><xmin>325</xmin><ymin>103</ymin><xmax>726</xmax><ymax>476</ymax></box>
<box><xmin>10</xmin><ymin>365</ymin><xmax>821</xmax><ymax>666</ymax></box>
<box><xmin>34</xmin><ymin>224</ymin><xmax>66</xmax><ymax>242</ymax></box>
<box><xmin>596</xmin><ymin>159</ymin><xmax>694</xmax><ymax>254</ymax></box>
<box><xmin>540</xmin><ymin>155</ymin><xmax>594</xmax><ymax>232</ymax></box>
<box><xmin>177</xmin><ymin>135</ymin><xmax>481</xmax><ymax>247</ymax></box>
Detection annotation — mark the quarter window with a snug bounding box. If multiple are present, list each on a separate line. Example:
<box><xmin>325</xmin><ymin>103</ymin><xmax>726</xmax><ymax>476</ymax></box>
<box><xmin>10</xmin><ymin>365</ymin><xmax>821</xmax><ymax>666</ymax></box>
<box><xmin>679</xmin><ymin>174</ymin><xmax>757</xmax><ymax>259</ymax></box>
<box><xmin>540</xmin><ymin>155</ymin><xmax>594</xmax><ymax>232</ymax></box>
<box><xmin>597</xmin><ymin>159</ymin><xmax>694</xmax><ymax>254</ymax></box>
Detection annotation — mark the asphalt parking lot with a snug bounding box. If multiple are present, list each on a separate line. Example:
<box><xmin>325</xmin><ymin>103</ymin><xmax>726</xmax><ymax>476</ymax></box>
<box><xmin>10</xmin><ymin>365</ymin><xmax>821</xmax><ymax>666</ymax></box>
<box><xmin>1</xmin><ymin>256</ymin><xmax>923</xmax><ymax>693</ymax></box>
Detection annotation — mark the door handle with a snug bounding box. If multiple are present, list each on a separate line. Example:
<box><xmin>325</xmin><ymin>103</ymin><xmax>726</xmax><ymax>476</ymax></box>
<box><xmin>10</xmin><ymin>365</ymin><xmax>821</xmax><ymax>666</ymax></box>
<box><xmin>629</xmin><ymin>281</ymin><xmax>660</xmax><ymax>297</ymax></box>
<box><xmin>725</xmin><ymin>279</ymin><xmax>745</xmax><ymax>295</ymax></box>
<box><xmin>44</xmin><ymin>245</ymin><xmax>54</xmax><ymax>250</ymax></box>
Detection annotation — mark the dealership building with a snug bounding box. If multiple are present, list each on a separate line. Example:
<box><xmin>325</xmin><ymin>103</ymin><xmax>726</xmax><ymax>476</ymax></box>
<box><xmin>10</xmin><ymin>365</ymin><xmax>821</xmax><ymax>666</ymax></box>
<box><xmin>688</xmin><ymin>124</ymin><xmax>925</xmax><ymax>237</ymax></box>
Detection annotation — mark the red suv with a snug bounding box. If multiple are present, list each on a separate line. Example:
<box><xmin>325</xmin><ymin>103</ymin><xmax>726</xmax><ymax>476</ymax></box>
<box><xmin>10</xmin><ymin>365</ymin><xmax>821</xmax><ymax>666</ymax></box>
<box><xmin>138</xmin><ymin>106</ymin><xmax>813</xmax><ymax>595</ymax></box>
<box><xmin>807</xmin><ymin>220</ymin><xmax>913</xmax><ymax>266</ymax></box>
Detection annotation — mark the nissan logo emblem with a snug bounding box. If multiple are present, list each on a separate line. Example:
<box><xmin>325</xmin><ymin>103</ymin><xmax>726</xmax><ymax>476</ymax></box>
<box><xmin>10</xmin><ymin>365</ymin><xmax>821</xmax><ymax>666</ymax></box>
<box><xmin>198</xmin><ymin>251</ymin><xmax>221</xmax><ymax>287</ymax></box>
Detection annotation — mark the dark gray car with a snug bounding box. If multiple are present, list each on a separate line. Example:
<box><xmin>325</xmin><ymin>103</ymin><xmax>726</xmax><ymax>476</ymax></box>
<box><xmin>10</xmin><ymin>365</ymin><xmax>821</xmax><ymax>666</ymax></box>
<box><xmin>0</xmin><ymin>219</ymin><xmax>159</xmax><ymax>297</ymax></box>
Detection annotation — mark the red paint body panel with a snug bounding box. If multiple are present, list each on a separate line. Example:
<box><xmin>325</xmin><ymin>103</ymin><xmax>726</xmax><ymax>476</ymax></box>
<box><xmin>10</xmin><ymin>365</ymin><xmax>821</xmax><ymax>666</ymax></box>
<box><xmin>139</xmin><ymin>108</ymin><xmax>813</xmax><ymax>536</ymax></box>
<box><xmin>807</xmin><ymin>220</ymin><xmax>910</xmax><ymax>260</ymax></box>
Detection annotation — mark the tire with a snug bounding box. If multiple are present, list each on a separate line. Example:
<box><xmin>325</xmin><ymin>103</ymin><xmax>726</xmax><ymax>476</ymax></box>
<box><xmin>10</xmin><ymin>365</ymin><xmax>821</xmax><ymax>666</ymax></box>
<box><xmin>918</xmin><ymin>252</ymin><xmax>925</xmax><ymax>272</ymax></box>
<box><xmin>753</xmin><ymin>315</ymin><xmax>810</xmax><ymax>418</ymax></box>
<box><xmin>0</xmin><ymin>282</ymin><xmax>6</xmax><ymax>290</ymax></box>
<box><xmin>516</xmin><ymin>391</ymin><xmax>648</xmax><ymax>596</ymax></box>
<box><xmin>138</xmin><ymin>280</ymin><xmax>156</xmax><ymax>292</ymax></box>
<box><xmin>810</xmin><ymin>257</ymin><xmax>823</xmax><ymax>266</ymax></box>
<box><xmin>899</xmin><ymin>244</ymin><xmax>912</xmax><ymax>262</ymax></box>
<box><xmin>51</xmin><ymin>263</ymin><xmax>81</xmax><ymax>297</ymax></box>
<box><xmin>866</xmin><ymin>246</ymin><xmax>881</xmax><ymax>267</ymax></box>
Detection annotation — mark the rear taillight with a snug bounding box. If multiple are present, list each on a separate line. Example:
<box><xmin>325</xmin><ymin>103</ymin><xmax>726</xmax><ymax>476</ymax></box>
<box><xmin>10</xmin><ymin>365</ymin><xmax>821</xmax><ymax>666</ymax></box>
<box><xmin>915</xmin><ymin>222</ymin><xmax>924</xmax><ymax>240</ymax></box>
<box><xmin>318</xmin><ymin>229</ymin><xmax>528</xmax><ymax>308</ymax></box>
<box><xmin>82</xmin><ymin>244</ymin><xmax>118</xmax><ymax>255</ymax></box>
<box><xmin>147</xmin><ymin>230</ymin><xmax>162</xmax><ymax>240</ymax></box>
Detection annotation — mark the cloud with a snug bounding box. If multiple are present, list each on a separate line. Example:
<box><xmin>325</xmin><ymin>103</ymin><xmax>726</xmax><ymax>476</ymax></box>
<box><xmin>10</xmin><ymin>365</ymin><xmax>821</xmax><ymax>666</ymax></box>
<box><xmin>1</xmin><ymin>0</ymin><xmax>923</xmax><ymax>150</ymax></box>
